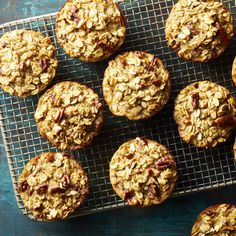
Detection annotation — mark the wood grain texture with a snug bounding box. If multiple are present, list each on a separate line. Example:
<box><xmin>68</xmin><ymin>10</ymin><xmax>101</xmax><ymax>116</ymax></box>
<box><xmin>0</xmin><ymin>1</ymin><xmax>235</xmax><ymax>236</ymax></box>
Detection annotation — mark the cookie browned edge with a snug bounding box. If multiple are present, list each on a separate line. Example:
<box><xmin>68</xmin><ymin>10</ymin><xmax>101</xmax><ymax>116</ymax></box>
<box><xmin>55</xmin><ymin>0</ymin><xmax>126</xmax><ymax>63</ymax></box>
<box><xmin>102</xmin><ymin>51</ymin><xmax>171</xmax><ymax>120</ymax></box>
<box><xmin>191</xmin><ymin>203</ymin><xmax>236</xmax><ymax>235</ymax></box>
<box><xmin>35</xmin><ymin>81</ymin><xmax>104</xmax><ymax>151</ymax></box>
<box><xmin>110</xmin><ymin>138</ymin><xmax>177</xmax><ymax>207</ymax></box>
<box><xmin>17</xmin><ymin>152</ymin><xmax>89</xmax><ymax>221</ymax></box>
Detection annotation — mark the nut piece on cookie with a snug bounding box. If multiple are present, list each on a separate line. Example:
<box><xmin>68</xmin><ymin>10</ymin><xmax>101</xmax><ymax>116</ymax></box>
<box><xmin>18</xmin><ymin>152</ymin><xmax>89</xmax><ymax>221</ymax></box>
<box><xmin>0</xmin><ymin>29</ymin><xmax>58</xmax><ymax>97</ymax></box>
<box><xmin>109</xmin><ymin>137</ymin><xmax>178</xmax><ymax>207</ymax></box>
<box><xmin>174</xmin><ymin>81</ymin><xmax>236</xmax><ymax>148</ymax></box>
<box><xmin>56</xmin><ymin>0</ymin><xmax>126</xmax><ymax>62</ymax></box>
<box><xmin>103</xmin><ymin>51</ymin><xmax>171</xmax><ymax>120</ymax></box>
<box><xmin>34</xmin><ymin>81</ymin><xmax>104</xmax><ymax>150</ymax></box>
<box><xmin>165</xmin><ymin>0</ymin><xmax>234</xmax><ymax>62</ymax></box>
<box><xmin>191</xmin><ymin>204</ymin><xmax>236</xmax><ymax>236</ymax></box>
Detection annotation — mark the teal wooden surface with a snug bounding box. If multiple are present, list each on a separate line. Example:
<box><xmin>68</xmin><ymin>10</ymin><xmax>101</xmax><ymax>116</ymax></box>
<box><xmin>0</xmin><ymin>1</ymin><xmax>235</xmax><ymax>236</ymax></box>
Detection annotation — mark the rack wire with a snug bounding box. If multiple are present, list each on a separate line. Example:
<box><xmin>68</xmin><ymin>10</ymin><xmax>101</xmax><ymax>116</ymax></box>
<box><xmin>0</xmin><ymin>0</ymin><xmax>235</xmax><ymax>220</ymax></box>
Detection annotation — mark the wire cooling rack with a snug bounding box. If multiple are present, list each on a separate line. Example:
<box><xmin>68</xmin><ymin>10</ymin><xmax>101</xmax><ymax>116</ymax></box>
<box><xmin>0</xmin><ymin>0</ymin><xmax>235</xmax><ymax>220</ymax></box>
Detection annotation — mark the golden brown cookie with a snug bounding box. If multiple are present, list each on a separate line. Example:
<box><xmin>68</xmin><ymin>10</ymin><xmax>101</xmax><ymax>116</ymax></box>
<box><xmin>18</xmin><ymin>152</ymin><xmax>89</xmax><ymax>221</ymax></box>
<box><xmin>165</xmin><ymin>0</ymin><xmax>234</xmax><ymax>62</ymax></box>
<box><xmin>174</xmin><ymin>81</ymin><xmax>236</xmax><ymax>148</ymax></box>
<box><xmin>56</xmin><ymin>0</ymin><xmax>126</xmax><ymax>62</ymax></box>
<box><xmin>103</xmin><ymin>51</ymin><xmax>171</xmax><ymax>120</ymax></box>
<box><xmin>34</xmin><ymin>81</ymin><xmax>104</xmax><ymax>150</ymax></box>
<box><xmin>110</xmin><ymin>137</ymin><xmax>177</xmax><ymax>207</ymax></box>
<box><xmin>0</xmin><ymin>29</ymin><xmax>58</xmax><ymax>96</ymax></box>
<box><xmin>191</xmin><ymin>204</ymin><xmax>236</xmax><ymax>236</ymax></box>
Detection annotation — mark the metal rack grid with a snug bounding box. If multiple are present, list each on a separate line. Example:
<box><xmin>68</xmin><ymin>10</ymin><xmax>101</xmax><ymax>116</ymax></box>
<box><xmin>0</xmin><ymin>0</ymin><xmax>235</xmax><ymax>220</ymax></box>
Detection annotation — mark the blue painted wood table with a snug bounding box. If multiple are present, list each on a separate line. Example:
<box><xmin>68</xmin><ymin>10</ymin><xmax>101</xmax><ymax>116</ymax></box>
<box><xmin>0</xmin><ymin>1</ymin><xmax>235</xmax><ymax>236</ymax></box>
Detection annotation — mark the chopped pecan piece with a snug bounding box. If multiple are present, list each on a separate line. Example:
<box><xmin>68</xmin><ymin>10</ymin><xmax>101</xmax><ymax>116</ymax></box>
<box><xmin>155</xmin><ymin>155</ymin><xmax>173</xmax><ymax>170</ymax></box>
<box><xmin>40</xmin><ymin>59</ymin><xmax>49</xmax><ymax>72</ymax></box>
<box><xmin>152</xmin><ymin>79</ymin><xmax>161</xmax><ymax>86</ymax></box>
<box><xmin>193</xmin><ymin>82</ymin><xmax>199</xmax><ymax>89</ymax></box>
<box><xmin>18</xmin><ymin>180</ymin><xmax>29</xmax><ymax>192</ymax></box>
<box><xmin>135</xmin><ymin>51</ymin><xmax>145</xmax><ymax>59</ymax></box>
<box><xmin>124</xmin><ymin>190</ymin><xmax>132</xmax><ymax>200</ymax></box>
<box><xmin>33</xmin><ymin>203</ymin><xmax>43</xmax><ymax>211</ymax></box>
<box><xmin>119</xmin><ymin>56</ymin><xmax>127</xmax><ymax>66</ymax></box>
<box><xmin>139</xmin><ymin>137</ymin><xmax>148</xmax><ymax>145</ymax></box>
<box><xmin>54</xmin><ymin>108</ymin><xmax>65</xmax><ymax>123</ymax></box>
<box><xmin>214</xmin><ymin>115</ymin><xmax>236</xmax><ymax>127</ymax></box>
<box><xmin>61</xmin><ymin>175</ymin><xmax>70</xmax><ymax>189</ymax></box>
<box><xmin>147</xmin><ymin>168</ymin><xmax>154</xmax><ymax>176</ymax></box>
<box><xmin>1</xmin><ymin>41</ymin><xmax>7</xmax><ymax>48</ymax></box>
<box><xmin>50</xmin><ymin>186</ymin><xmax>65</xmax><ymax>194</ymax></box>
<box><xmin>94</xmin><ymin>99</ymin><xmax>102</xmax><ymax>109</ymax></box>
<box><xmin>148</xmin><ymin>183</ymin><xmax>159</xmax><ymax>198</ymax></box>
<box><xmin>126</xmin><ymin>153</ymin><xmax>134</xmax><ymax>159</ymax></box>
<box><xmin>46</xmin><ymin>153</ymin><xmax>55</xmax><ymax>162</ymax></box>
<box><xmin>19</xmin><ymin>62</ymin><xmax>27</xmax><ymax>71</ymax></box>
<box><xmin>70</xmin><ymin>5</ymin><xmax>78</xmax><ymax>14</ymax></box>
<box><xmin>214</xmin><ymin>22</ymin><xmax>229</xmax><ymax>45</ymax></box>
<box><xmin>36</xmin><ymin>184</ymin><xmax>48</xmax><ymax>195</ymax></box>
<box><xmin>192</xmin><ymin>93</ymin><xmax>200</xmax><ymax>109</ymax></box>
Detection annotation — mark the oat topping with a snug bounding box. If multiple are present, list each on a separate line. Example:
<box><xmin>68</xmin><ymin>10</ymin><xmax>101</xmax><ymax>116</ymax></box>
<box><xmin>165</xmin><ymin>0</ymin><xmax>234</xmax><ymax>62</ymax></box>
<box><xmin>232</xmin><ymin>57</ymin><xmax>236</xmax><ymax>86</ymax></box>
<box><xmin>56</xmin><ymin>0</ymin><xmax>126</xmax><ymax>62</ymax></box>
<box><xmin>174</xmin><ymin>81</ymin><xmax>236</xmax><ymax>148</ymax></box>
<box><xmin>18</xmin><ymin>152</ymin><xmax>89</xmax><ymax>221</ymax></box>
<box><xmin>0</xmin><ymin>29</ymin><xmax>58</xmax><ymax>97</ymax></box>
<box><xmin>110</xmin><ymin>137</ymin><xmax>177</xmax><ymax>206</ymax></box>
<box><xmin>34</xmin><ymin>81</ymin><xmax>103</xmax><ymax>150</ymax></box>
<box><xmin>103</xmin><ymin>51</ymin><xmax>171</xmax><ymax>120</ymax></box>
<box><xmin>191</xmin><ymin>204</ymin><xmax>236</xmax><ymax>236</ymax></box>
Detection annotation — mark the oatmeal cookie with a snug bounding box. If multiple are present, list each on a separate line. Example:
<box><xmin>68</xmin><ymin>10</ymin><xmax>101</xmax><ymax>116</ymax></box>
<box><xmin>165</xmin><ymin>0</ymin><xmax>234</xmax><ymax>62</ymax></box>
<box><xmin>0</xmin><ymin>29</ymin><xmax>58</xmax><ymax>97</ymax></box>
<box><xmin>174</xmin><ymin>81</ymin><xmax>236</xmax><ymax>148</ymax></box>
<box><xmin>103</xmin><ymin>51</ymin><xmax>171</xmax><ymax>120</ymax></box>
<box><xmin>191</xmin><ymin>204</ymin><xmax>236</xmax><ymax>236</ymax></box>
<box><xmin>232</xmin><ymin>57</ymin><xmax>236</xmax><ymax>86</ymax></box>
<box><xmin>56</xmin><ymin>0</ymin><xmax>126</xmax><ymax>62</ymax></box>
<box><xmin>34</xmin><ymin>81</ymin><xmax>103</xmax><ymax>150</ymax></box>
<box><xmin>110</xmin><ymin>137</ymin><xmax>177</xmax><ymax>207</ymax></box>
<box><xmin>18</xmin><ymin>152</ymin><xmax>89</xmax><ymax>221</ymax></box>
